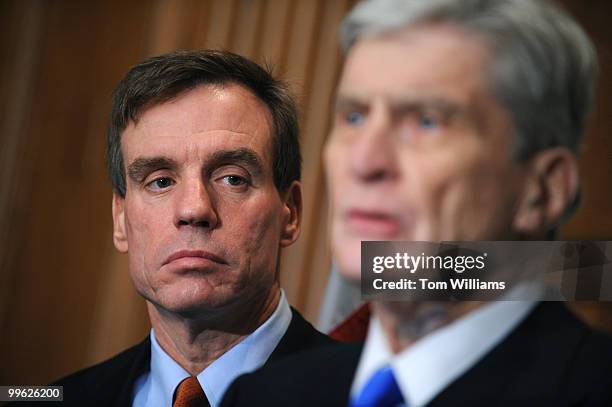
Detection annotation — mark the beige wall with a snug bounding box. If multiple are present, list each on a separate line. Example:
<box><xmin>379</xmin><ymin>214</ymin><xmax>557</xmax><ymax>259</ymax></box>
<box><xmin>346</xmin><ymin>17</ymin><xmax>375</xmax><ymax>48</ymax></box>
<box><xmin>0</xmin><ymin>0</ymin><xmax>610</xmax><ymax>386</ymax></box>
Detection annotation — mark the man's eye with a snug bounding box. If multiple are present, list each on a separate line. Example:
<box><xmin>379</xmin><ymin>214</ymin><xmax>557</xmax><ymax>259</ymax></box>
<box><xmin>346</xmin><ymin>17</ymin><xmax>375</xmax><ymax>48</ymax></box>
<box><xmin>147</xmin><ymin>177</ymin><xmax>174</xmax><ymax>190</ymax></box>
<box><xmin>345</xmin><ymin>111</ymin><xmax>365</xmax><ymax>126</ymax></box>
<box><xmin>223</xmin><ymin>175</ymin><xmax>248</xmax><ymax>186</ymax></box>
<box><xmin>418</xmin><ymin>113</ymin><xmax>440</xmax><ymax>130</ymax></box>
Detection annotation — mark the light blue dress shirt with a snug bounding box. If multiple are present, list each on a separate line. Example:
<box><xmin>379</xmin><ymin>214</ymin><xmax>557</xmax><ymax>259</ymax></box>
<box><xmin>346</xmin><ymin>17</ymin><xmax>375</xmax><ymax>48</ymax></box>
<box><xmin>132</xmin><ymin>290</ymin><xmax>292</xmax><ymax>407</ymax></box>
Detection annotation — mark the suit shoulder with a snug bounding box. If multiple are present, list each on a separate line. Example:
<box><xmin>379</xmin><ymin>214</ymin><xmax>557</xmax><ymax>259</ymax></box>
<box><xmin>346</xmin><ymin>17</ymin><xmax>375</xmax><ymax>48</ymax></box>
<box><xmin>222</xmin><ymin>342</ymin><xmax>362</xmax><ymax>407</ymax></box>
<box><xmin>565</xmin><ymin>324</ymin><xmax>612</xmax><ymax>389</ymax></box>
<box><xmin>549</xmin><ymin>308</ymin><xmax>612</xmax><ymax>405</ymax></box>
<box><xmin>51</xmin><ymin>337</ymin><xmax>150</xmax><ymax>406</ymax></box>
<box><xmin>54</xmin><ymin>337</ymin><xmax>149</xmax><ymax>387</ymax></box>
<box><xmin>431</xmin><ymin>302</ymin><xmax>612</xmax><ymax>406</ymax></box>
<box><xmin>267</xmin><ymin>307</ymin><xmax>335</xmax><ymax>364</ymax></box>
<box><xmin>288</xmin><ymin>307</ymin><xmax>336</xmax><ymax>347</ymax></box>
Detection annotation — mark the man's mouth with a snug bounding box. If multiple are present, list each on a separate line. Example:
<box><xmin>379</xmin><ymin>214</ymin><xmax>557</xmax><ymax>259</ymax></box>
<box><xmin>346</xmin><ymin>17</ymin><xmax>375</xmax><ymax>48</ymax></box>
<box><xmin>163</xmin><ymin>250</ymin><xmax>228</xmax><ymax>269</ymax></box>
<box><xmin>345</xmin><ymin>209</ymin><xmax>402</xmax><ymax>238</ymax></box>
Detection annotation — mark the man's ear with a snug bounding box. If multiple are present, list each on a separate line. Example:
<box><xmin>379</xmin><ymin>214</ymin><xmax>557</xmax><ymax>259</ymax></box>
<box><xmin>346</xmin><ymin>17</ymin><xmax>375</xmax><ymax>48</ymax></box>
<box><xmin>112</xmin><ymin>192</ymin><xmax>128</xmax><ymax>253</ymax></box>
<box><xmin>513</xmin><ymin>148</ymin><xmax>579</xmax><ymax>236</ymax></box>
<box><xmin>280</xmin><ymin>181</ymin><xmax>302</xmax><ymax>247</ymax></box>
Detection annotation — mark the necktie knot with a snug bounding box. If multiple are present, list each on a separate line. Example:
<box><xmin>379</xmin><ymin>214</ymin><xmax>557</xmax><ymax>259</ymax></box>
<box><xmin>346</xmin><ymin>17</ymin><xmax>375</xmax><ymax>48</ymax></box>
<box><xmin>351</xmin><ymin>365</ymin><xmax>404</xmax><ymax>407</ymax></box>
<box><xmin>173</xmin><ymin>376</ymin><xmax>210</xmax><ymax>407</ymax></box>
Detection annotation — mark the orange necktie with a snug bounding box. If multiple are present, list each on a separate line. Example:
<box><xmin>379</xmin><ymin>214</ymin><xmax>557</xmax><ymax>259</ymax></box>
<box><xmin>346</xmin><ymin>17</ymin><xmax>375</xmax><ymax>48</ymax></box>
<box><xmin>173</xmin><ymin>376</ymin><xmax>210</xmax><ymax>407</ymax></box>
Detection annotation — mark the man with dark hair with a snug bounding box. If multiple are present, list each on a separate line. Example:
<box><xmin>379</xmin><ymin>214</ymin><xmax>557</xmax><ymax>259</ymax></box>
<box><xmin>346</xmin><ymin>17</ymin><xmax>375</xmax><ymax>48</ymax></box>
<box><xmin>50</xmin><ymin>49</ymin><xmax>331</xmax><ymax>407</ymax></box>
<box><xmin>220</xmin><ymin>0</ymin><xmax>612</xmax><ymax>406</ymax></box>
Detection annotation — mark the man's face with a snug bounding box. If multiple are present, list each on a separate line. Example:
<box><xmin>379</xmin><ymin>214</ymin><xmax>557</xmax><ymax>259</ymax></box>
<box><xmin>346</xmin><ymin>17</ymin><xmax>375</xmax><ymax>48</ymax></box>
<box><xmin>112</xmin><ymin>83</ymin><xmax>300</xmax><ymax>316</ymax></box>
<box><xmin>326</xmin><ymin>25</ymin><xmax>530</xmax><ymax>279</ymax></box>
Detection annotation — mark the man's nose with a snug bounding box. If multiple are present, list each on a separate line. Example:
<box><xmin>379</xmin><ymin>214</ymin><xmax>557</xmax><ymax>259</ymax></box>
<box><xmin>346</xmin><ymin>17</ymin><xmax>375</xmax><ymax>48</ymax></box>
<box><xmin>174</xmin><ymin>178</ymin><xmax>218</xmax><ymax>230</ymax></box>
<box><xmin>349</xmin><ymin>105</ymin><xmax>398</xmax><ymax>182</ymax></box>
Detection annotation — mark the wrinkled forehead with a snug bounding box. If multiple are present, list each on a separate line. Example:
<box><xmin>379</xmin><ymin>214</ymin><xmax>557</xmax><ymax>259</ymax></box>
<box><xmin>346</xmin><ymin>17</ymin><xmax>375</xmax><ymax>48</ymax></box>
<box><xmin>132</xmin><ymin>83</ymin><xmax>273</xmax><ymax>137</ymax></box>
<box><xmin>121</xmin><ymin>84</ymin><xmax>272</xmax><ymax>167</ymax></box>
<box><xmin>338</xmin><ymin>23</ymin><xmax>495</xmax><ymax>109</ymax></box>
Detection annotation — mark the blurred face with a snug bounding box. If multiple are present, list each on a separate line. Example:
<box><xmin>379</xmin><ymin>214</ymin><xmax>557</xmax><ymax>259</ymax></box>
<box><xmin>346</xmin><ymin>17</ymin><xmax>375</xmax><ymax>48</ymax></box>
<box><xmin>326</xmin><ymin>25</ymin><xmax>530</xmax><ymax>280</ymax></box>
<box><xmin>112</xmin><ymin>83</ymin><xmax>301</xmax><ymax>316</ymax></box>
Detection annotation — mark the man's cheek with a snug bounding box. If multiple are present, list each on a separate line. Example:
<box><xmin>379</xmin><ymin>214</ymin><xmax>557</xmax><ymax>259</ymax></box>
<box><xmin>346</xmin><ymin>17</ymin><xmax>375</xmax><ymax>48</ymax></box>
<box><xmin>228</xmin><ymin>222</ymin><xmax>266</xmax><ymax>262</ymax></box>
<box><xmin>427</xmin><ymin>179</ymin><xmax>468</xmax><ymax>239</ymax></box>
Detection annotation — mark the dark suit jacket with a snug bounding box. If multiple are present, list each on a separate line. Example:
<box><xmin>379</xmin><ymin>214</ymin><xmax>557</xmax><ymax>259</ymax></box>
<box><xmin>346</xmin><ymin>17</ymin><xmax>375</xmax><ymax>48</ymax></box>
<box><xmin>19</xmin><ymin>307</ymin><xmax>332</xmax><ymax>407</ymax></box>
<box><xmin>221</xmin><ymin>302</ymin><xmax>612</xmax><ymax>407</ymax></box>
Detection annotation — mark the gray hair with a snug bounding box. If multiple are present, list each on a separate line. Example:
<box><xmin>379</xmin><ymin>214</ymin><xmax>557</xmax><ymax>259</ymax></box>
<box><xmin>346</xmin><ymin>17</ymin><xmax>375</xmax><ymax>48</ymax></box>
<box><xmin>340</xmin><ymin>0</ymin><xmax>598</xmax><ymax>162</ymax></box>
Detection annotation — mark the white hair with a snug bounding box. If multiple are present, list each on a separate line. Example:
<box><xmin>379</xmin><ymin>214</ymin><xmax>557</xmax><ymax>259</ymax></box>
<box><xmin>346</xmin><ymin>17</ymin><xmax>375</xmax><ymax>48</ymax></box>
<box><xmin>340</xmin><ymin>0</ymin><xmax>598</xmax><ymax>161</ymax></box>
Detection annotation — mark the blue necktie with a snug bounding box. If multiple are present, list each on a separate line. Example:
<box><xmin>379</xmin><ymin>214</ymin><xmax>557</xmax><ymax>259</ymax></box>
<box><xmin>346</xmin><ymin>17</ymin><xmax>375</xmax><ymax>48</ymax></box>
<box><xmin>350</xmin><ymin>365</ymin><xmax>405</xmax><ymax>407</ymax></box>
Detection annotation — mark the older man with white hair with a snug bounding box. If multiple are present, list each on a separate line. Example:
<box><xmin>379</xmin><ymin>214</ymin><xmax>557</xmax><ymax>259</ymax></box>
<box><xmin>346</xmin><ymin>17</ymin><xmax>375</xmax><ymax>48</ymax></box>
<box><xmin>221</xmin><ymin>0</ymin><xmax>612</xmax><ymax>406</ymax></box>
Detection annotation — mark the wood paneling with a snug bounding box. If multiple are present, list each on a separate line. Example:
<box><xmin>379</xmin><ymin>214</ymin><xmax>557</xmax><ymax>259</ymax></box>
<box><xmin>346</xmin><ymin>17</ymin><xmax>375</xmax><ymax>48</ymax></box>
<box><xmin>0</xmin><ymin>0</ymin><xmax>610</xmax><ymax>387</ymax></box>
<box><xmin>0</xmin><ymin>0</ymin><xmax>155</xmax><ymax>385</ymax></box>
<box><xmin>0</xmin><ymin>1</ymin><xmax>44</xmax><ymax>353</ymax></box>
<box><xmin>560</xmin><ymin>0</ymin><xmax>612</xmax><ymax>241</ymax></box>
<box><xmin>556</xmin><ymin>0</ymin><xmax>612</xmax><ymax>337</ymax></box>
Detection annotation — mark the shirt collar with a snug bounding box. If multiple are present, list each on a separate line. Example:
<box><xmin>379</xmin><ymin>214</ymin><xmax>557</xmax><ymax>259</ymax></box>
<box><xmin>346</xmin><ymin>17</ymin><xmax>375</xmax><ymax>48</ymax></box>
<box><xmin>351</xmin><ymin>286</ymin><xmax>539</xmax><ymax>407</ymax></box>
<box><xmin>147</xmin><ymin>289</ymin><xmax>292</xmax><ymax>407</ymax></box>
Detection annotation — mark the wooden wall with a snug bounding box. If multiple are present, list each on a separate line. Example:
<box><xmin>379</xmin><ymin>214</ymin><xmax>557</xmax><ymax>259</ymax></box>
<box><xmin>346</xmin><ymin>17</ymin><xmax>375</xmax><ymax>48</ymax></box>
<box><xmin>0</xmin><ymin>0</ymin><xmax>610</xmax><ymax>386</ymax></box>
<box><xmin>557</xmin><ymin>0</ymin><xmax>612</xmax><ymax>338</ymax></box>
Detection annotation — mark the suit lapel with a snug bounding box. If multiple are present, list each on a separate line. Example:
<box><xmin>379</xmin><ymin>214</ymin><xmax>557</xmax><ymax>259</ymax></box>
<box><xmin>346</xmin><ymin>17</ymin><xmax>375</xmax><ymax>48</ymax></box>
<box><xmin>266</xmin><ymin>307</ymin><xmax>334</xmax><ymax>365</ymax></box>
<box><xmin>113</xmin><ymin>336</ymin><xmax>151</xmax><ymax>407</ymax></box>
<box><xmin>428</xmin><ymin>303</ymin><xmax>590</xmax><ymax>406</ymax></box>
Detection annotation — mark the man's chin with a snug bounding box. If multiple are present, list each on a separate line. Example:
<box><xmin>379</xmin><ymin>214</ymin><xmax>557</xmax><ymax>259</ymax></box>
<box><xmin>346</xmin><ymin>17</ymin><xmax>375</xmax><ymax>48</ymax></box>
<box><xmin>147</xmin><ymin>292</ymin><xmax>234</xmax><ymax>319</ymax></box>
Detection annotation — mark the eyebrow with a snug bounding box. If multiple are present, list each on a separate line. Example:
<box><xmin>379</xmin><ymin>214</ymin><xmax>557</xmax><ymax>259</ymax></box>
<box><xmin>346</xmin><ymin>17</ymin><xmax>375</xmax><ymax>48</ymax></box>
<box><xmin>206</xmin><ymin>148</ymin><xmax>265</xmax><ymax>179</ymax></box>
<box><xmin>334</xmin><ymin>94</ymin><xmax>463</xmax><ymax>118</ymax></box>
<box><xmin>126</xmin><ymin>148</ymin><xmax>266</xmax><ymax>183</ymax></box>
<box><xmin>127</xmin><ymin>157</ymin><xmax>177</xmax><ymax>182</ymax></box>
<box><xmin>334</xmin><ymin>97</ymin><xmax>367</xmax><ymax>113</ymax></box>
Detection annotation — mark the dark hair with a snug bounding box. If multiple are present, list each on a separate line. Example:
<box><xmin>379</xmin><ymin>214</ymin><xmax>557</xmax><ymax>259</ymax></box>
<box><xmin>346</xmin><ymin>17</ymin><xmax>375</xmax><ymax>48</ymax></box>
<box><xmin>107</xmin><ymin>49</ymin><xmax>301</xmax><ymax>197</ymax></box>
